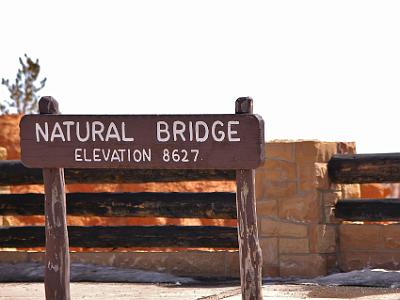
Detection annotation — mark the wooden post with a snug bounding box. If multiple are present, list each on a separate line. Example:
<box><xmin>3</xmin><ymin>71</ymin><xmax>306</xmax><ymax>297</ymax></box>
<box><xmin>40</xmin><ymin>96</ymin><xmax>71</xmax><ymax>300</ymax></box>
<box><xmin>235</xmin><ymin>97</ymin><xmax>263</xmax><ymax>300</ymax></box>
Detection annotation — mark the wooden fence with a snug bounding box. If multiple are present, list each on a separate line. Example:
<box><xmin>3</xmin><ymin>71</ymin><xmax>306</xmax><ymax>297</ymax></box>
<box><xmin>0</xmin><ymin>161</ymin><xmax>238</xmax><ymax>248</ymax></box>
<box><xmin>328</xmin><ymin>153</ymin><xmax>400</xmax><ymax>221</ymax></box>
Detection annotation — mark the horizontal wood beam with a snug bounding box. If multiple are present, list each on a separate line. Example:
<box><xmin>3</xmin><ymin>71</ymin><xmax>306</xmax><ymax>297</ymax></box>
<box><xmin>328</xmin><ymin>153</ymin><xmax>400</xmax><ymax>183</ymax></box>
<box><xmin>0</xmin><ymin>160</ymin><xmax>235</xmax><ymax>186</ymax></box>
<box><xmin>0</xmin><ymin>192</ymin><xmax>237</xmax><ymax>219</ymax></box>
<box><xmin>0</xmin><ymin>226</ymin><xmax>238</xmax><ymax>248</ymax></box>
<box><xmin>335</xmin><ymin>198</ymin><xmax>400</xmax><ymax>221</ymax></box>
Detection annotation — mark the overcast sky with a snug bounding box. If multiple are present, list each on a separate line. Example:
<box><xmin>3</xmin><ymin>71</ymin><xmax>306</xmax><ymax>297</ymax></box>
<box><xmin>1</xmin><ymin>0</ymin><xmax>400</xmax><ymax>153</ymax></box>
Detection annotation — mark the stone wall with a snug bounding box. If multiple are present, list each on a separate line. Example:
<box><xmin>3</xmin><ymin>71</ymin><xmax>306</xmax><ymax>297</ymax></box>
<box><xmin>256</xmin><ymin>140</ymin><xmax>359</xmax><ymax>277</ymax></box>
<box><xmin>339</xmin><ymin>224</ymin><xmax>400</xmax><ymax>271</ymax></box>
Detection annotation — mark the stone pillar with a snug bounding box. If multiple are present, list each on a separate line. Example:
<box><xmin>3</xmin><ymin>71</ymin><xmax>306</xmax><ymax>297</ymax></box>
<box><xmin>256</xmin><ymin>140</ymin><xmax>359</xmax><ymax>277</ymax></box>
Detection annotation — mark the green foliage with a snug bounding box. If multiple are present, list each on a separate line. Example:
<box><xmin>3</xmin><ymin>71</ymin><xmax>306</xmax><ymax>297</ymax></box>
<box><xmin>1</xmin><ymin>54</ymin><xmax>47</xmax><ymax>114</ymax></box>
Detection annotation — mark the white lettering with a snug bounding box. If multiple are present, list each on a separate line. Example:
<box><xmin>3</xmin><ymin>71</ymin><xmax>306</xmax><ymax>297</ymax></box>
<box><xmin>76</xmin><ymin>122</ymin><xmax>90</xmax><ymax>142</ymax></box>
<box><xmin>35</xmin><ymin>122</ymin><xmax>49</xmax><ymax>142</ymax></box>
<box><xmin>132</xmin><ymin>149</ymin><xmax>142</xmax><ymax>161</ymax></box>
<box><xmin>102</xmin><ymin>149</ymin><xmax>111</xmax><ymax>161</ymax></box>
<box><xmin>121</xmin><ymin>122</ymin><xmax>134</xmax><ymax>141</ymax></box>
<box><xmin>173</xmin><ymin>121</ymin><xmax>186</xmax><ymax>141</ymax></box>
<box><xmin>211</xmin><ymin>120</ymin><xmax>225</xmax><ymax>142</ymax></box>
<box><xmin>93</xmin><ymin>148</ymin><xmax>101</xmax><ymax>161</ymax></box>
<box><xmin>105</xmin><ymin>122</ymin><xmax>121</xmax><ymax>141</ymax></box>
<box><xmin>62</xmin><ymin>121</ymin><xmax>74</xmax><ymax>141</ymax></box>
<box><xmin>92</xmin><ymin>121</ymin><xmax>105</xmax><ymax>141</ymax></box>
<box><xmin>143</xmin><ymin>148</ymin><xmax>151</xmax><ymax>161</ymax></box>
<box><xmin>83</xmin><ymin>148</ymin><xmax>91</xmax><ymax>161</ymax></box>
<box><xmin>228</xmin><ymin>121</ymin><xmax>240</xmax><ymax>142</ymax></box>
<box><xmin>188</xmin><ymin>121</ymin><xmax>193</xmax><ymax>141</ymax></box>
<box><xmin>157</xmin><ymin>121</ymin><xmax>170</xmax><ymax>142</ymax></box>
<box><xmin>75</xmin><ymin>148</ymin><xmax>83</xmax><ymax>161</ymax></box>
<box><xmin>111</xmin><ymin>149</ymin><xmax>121</xmax><ymax>162</ymax></box>
<box><xmin>195</xmin><ymin>121</ymin><xmax>209</xmax><ymax>142</ymax></box>
<box><xmin>50</xmin><ymin>122</ymin><xmax>65</xmax><ymax>142</ymax></box>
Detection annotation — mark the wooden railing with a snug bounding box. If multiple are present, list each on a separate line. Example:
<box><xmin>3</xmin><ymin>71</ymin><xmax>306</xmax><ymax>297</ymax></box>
<box><xmin>328</xmin><ymin>153</ymin><xmax>400</xmax><ymax>221</ymax></box>
<box><xmin>0</xmin><ymin>160</ymin><xmax>238</xmax><ymax>249</ymax></box>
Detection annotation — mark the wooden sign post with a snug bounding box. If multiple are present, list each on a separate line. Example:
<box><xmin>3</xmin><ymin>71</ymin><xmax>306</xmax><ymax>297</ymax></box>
<box><xmin>235</xmin><ymin>97</ymin><xmax>263</xmax><ymax>299</ymax></box>
<box><xmin>39</xmin><ymin>97</ymin><xmax>70</xmax><ymax>300</ymax></box>
<box><xmin>20</xmin><ymin>96</ymin><xmax>264</xmax><ymax>300</ymax></box>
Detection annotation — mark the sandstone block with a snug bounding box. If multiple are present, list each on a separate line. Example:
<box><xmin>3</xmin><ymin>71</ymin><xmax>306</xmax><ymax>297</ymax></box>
<box><xmin>341</xmin><ymin>184</ymin><xmax>361</xmax><ymax>198</ymax></box>
<box><xmin>257</xmin><ymin>180</ymin><xmax>297</xmax><ymax>201</ymax></box>
<box><xmin>280</xmin><ymin>254</ymin><xmax>327</xmax><ymax>277</ymax></box>
<box><xmin>255</xmin><ymin>169</ymin><xmax>268</xmax><ymax>200</ymax></box>
<box><xmin>322</xmin><ymin>191</ymin><xmax>342</xmax><ymax>207</ymax></box>
<box><xmin>298</xmin><ymin>163</ymin><xmax>330</xmax><ymax>192</ymax></box>
<box><xmin>295</xmin><ymin>141</ymin><xmax>337</xmax><ymax>163</ymax></box>
<box><xmin>340</xmin><ymin>251</ymin><xmax>400</xmax><ymax>272</ymax></box>
<box><xmin>323</xmin><ymin>206</ymin><xmax>340</xmax><ymax>224</ymax></box>
<box><xmin>257</xmin><ymin>200</ymin><xmax>278</xmax><ymax>217</ymax></box>
<box><xmin>340</xmin><ymin>224</ymin><xmax>382</xmax><ymax>251</ymax></box>
<box><xmin>259</xmin><ymin>237</ymin><xmax>278</xmax><ymax>265</ymax></box>
<box><xmin>265</xmin><ymin>142</ymin><xmax>294</xmax><ymax>161</ymax></box>
<box><xmin>224</xmin><ymin>251</ymin><xmax>240</xmax><ymax>277</ymax></box>
<box><xmin>263</xmin><ymin>265</ymin><xmax>279</xmax><ymax>277</ymax></box>
<box><xmin>0</xmin><ymin>114</ymin><xmax>22</xmax><ymax>159</ymax></box>
<box><xmin>260</xmin><ymin>218</ymin><xmax>308</xmax><ymax>238</ymax></box>
<box><xmin>326</xmin><ymin>254</ymin><xmax>338</xmax><ymax>273</ymax></box>
<box><xmin>109</xmin><ymin>251</ymin><xmax>230</xmax><ymax>277</ymax></box>
<box><xmin>263</xmin><ymin>159</ymin><xmax>297</xmax><ymax>182</ymax></box>
<box><xmin>278</xmin><ymin>191</ymin><xmax>321</xmax><ymax>223</ymax></box>
<box><xmin>336</xmin><ymin>142</ymin><xmax>356</xmax><ymax>155</ymax></box>
<box><xmin>279</xmin><ymin>238</ymin><xmax>309</xmax><ymax>254</ymax></box>
<box><xmin>309</xmin><ymin>224</ymin><xmax>336</xmax><ymax>253</ymax></box>
<box><xmin>0</xmin><ymin>147</ymin><xmax>6</xmax><ymax>160</ymax></box>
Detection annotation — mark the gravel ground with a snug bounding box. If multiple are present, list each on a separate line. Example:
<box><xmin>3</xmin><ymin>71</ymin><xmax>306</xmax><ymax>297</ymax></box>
<box><xmin>2</xmin><ymin>283</ymin><xmax>400</xmax><ymax>300</ymax></box>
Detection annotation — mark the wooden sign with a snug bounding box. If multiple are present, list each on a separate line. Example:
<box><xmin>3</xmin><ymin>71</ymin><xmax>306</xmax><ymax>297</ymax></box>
<box><xmin>20</xmin><ymin>96</ymin><xmax>264</xmax><ymax>300</ymax></box>
<box><xmin>20</xmin><ymin>114</ymin><xmax>264</xmax><ymax>169</ymax></box>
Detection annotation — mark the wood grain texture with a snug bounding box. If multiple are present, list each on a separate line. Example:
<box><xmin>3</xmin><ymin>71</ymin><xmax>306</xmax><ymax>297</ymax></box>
<box><xmin>40</xmin><ymin>96</ymin><xmax>70</xmax><ymax>300</ymax></box>
<box><xmin>0</xmin><ymin>160</ymin><xmax>234</xmax><ymax>185</ymax></box>
<box><xmin>0</xmin><ymin>192</ymin><xmax>237</xmax><ymax>219</ymax></box>
<box><xmin>335</xmin><ymin>198</ymin><xmax>400</xmax><ymax>221</ymax></box>
<box><xmin>235</xmin><ymin>97</ymin><xmax>263</xmax><ymax>300</ymax></box>
<box><xmin>328</xmin><ymin>153</ymin><xmax>400</xmax><ymax>183</ymax></box>
<box><xmin>0</xmin><ymin>226</ymin><xmax>239</xmax><ymax>248</ymax></box>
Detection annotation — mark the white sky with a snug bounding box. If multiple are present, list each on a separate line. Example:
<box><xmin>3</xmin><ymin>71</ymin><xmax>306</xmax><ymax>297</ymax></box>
<box><xmin>1</xmin><ymin>0</ymin><xmax>400</xmax><ymax>153</ymax></box>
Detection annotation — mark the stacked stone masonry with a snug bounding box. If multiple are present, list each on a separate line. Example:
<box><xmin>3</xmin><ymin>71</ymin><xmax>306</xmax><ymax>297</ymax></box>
<box><xmin>256</xmin><ymin>140</ymin><xmax>359</xmax><ymax>277</ymax></box>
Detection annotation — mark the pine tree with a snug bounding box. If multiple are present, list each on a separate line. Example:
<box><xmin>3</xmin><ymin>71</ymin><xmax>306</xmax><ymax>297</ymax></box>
<box><xmin>1</xmin><ymin>54</ymin><xmax>47</xmax><ymax>114</ymax></box>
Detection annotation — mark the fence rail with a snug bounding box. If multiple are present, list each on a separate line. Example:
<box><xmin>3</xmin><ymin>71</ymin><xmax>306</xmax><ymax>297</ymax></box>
<box><xmin>0</xmin><ymin>160</ymin><xmax>235</xmax><ymax>186</ymax></box>
<box><xmin>328</xmin><ymin>153</ymin><xmax>400</xmax><ymax>184</ymax></box>
<box><xmin>0</xmin><ymin>192</ymin><xmax>237</xmax><ymax>219</ymax></box>
<box><xmin>328</xmin><ymin>153</ymin><xmax>400</xmax><ymax>222</ymax></box>
<box><xmin>0</xmin><ymin>226</ymin><xmax>239</xmax><ymax>248</ymax></box>
<box><xmin>334</xmin><ymin>198</ymin><xmax>400</xmax><ymax>221</ymax></box>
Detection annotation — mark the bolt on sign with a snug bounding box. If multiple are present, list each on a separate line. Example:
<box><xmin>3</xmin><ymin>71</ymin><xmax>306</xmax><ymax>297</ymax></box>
<box><xmin>20</xmin><ymin>115</ymin><xmax>264</xmax><ymax>169</ymax></box>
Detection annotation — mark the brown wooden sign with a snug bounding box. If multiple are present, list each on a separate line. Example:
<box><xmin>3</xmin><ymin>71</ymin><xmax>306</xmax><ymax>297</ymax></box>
<box><xmin>20</xmin><ymin>114</ymin><xmax>264</xmax><ymax>169</ymax></box>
